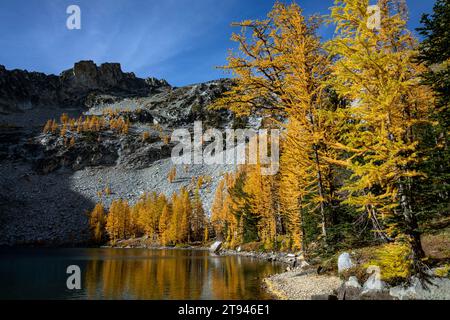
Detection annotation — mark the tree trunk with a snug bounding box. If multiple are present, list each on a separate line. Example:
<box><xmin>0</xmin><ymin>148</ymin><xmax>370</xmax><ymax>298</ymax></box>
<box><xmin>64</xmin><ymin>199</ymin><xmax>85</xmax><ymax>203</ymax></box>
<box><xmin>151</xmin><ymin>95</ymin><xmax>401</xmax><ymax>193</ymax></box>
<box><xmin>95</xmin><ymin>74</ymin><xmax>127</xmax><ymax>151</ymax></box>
<box><xmin>300</xmin><ymin>205</ymin><xmax>307</xmax><ymax>255</ymax></box>
<box><xmin>399</xmin><ymin>180</ymin><xmax>425</xmax><ymax>261</ymax></box>
<box><xmin>366</xmin><ymin>204</ymin><xmax>391</xmax><ymax>242</ymax></box>
<box><xmin>313</xmin><ymin>146</ymin><xmax>327</xmax><ymax>240</ymax></box>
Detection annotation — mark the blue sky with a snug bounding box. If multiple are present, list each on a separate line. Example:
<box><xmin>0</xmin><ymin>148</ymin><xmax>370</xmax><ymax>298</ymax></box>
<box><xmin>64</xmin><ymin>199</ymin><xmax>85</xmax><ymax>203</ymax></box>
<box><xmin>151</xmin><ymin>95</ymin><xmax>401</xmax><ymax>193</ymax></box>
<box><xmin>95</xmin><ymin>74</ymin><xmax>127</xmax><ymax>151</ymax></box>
<box><xmin>0</xmin><ymin>0</ymin><xmax>436</xmax><ymax>87</ymax></box>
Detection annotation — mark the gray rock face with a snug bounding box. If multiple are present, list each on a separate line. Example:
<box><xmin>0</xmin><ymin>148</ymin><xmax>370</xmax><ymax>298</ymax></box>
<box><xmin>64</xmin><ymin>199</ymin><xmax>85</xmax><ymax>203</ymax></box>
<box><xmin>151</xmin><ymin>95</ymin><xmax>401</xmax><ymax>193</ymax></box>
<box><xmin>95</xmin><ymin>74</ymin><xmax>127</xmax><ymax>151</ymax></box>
<box><xmin>83</xmin><ymin>78</ymin><xmax>236</xmax><ymax>130</ymax></box>
<box><xmin>346</xmin><ymin>276</ymin><xmax>362</xmax><ymax>289</ymax></box>
<box><xmin>0</xmin><ymin>65</ymin><xmax>60</xmax><ymax>114</ymax></box>
<box><xmin>21</xmin><ymin>132</ymin><xmax>173</xmax><ymax>174</ymax></box>
<box><xmin>390</xmin><ymin>276</ymin><xmax>450</xmax><ymax>300</ymax></box>
<box><xmin>338</xmin><ymin>274</ymin><xmax>393</xmax><ymax>300</ymax></box>
<box><xmin>210</xmin><ymin>241</ymin><xmax>223</xmax><ymax>253</ymax></box>
<box><xmin>59</xmin><ymin>61</ymin><xmax>163</xmax><ymax>98</ymax></box>
<box><xmin>389</xmin><ymin>279</ymin><xmax>421</xmax><ymax>300</ymax></box>
<box><xmin>338</xmin><ymin>252</ymin><xmax>354</xmax><ymax>273</ymax></box>
<box><xmin>0</xmin><ymin>62</ymin><xmax>240</xmax><ymax>246</ymax></box>
<box><xmin>0</xmin><ymin>61</ymin><xmax>171</xmax><ymax>114</ymax></box>
<box><xmin>337</xmin><ymin>277</ymin><xmax>363</xmax><ymax>300</ymax></box>
<box><xmin>362</xmin><ymin>267</ymin><xmax>387</xmax><ymax>293</ymax></box>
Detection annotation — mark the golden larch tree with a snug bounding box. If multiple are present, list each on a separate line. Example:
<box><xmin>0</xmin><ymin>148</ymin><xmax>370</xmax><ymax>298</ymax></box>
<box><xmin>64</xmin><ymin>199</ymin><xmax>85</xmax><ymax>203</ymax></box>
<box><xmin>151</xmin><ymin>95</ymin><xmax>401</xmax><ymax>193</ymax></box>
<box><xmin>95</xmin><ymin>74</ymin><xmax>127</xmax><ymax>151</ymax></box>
<box><xmin>327</xmin><ymin>0</ymin><xmax>434</xmax><ymax>268</ymax></box>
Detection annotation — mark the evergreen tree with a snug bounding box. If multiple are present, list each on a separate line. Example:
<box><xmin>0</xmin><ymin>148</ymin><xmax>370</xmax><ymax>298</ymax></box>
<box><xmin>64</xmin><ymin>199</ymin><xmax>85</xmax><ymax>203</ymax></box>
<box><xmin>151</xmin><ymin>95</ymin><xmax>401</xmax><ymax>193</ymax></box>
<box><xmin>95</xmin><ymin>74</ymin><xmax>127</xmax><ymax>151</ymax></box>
<box><xmin>415</xmin><ymin>0</ymin><xmax>450</xmax><ymax>221</ymax></box>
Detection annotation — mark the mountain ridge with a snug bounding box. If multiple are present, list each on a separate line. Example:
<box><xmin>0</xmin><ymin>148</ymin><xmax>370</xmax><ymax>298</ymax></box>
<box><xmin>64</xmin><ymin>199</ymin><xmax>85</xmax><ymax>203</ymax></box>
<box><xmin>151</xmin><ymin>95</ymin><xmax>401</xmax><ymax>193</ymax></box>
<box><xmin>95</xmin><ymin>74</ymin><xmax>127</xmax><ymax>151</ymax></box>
<box><xmin>0</xmin><ymin>60</ymin><xmax>239</xmax><ymax>246</ymax></box>
<box><xmin>0</xmin><ymin>60</ymin><xmax>171</xmax><ymax>114</ymax></box>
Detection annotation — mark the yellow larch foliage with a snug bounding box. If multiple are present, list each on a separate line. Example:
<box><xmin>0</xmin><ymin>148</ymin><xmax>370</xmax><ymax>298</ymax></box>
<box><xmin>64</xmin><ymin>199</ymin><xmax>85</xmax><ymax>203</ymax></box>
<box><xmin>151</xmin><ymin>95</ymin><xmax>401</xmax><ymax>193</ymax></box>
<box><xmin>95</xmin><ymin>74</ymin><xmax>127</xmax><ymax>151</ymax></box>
<box><xmin>105</xmin><ymin>199</ymin><xmax>132</xmax><ymax>244</ymax></box>
<box><xmin>368</xmin><ymin>238</ymin><xmax>413</xmax><ymax>284</ymax></box>
<box><xmin>279</xmin><ymin>120</ymin><xmax>310</xmax><ymax>251</ymax></box>
<box><xmin>196</xmin><ymin>176</ymin><xmax>204</xmax><ymax>189</ymax></box>
<box><xmin>210</xmin><ymin>4</ymin><xmax>289</xmax><ymax>118</ymax></box>
<box><xmin>243</xmin><ymin>164</ymin><xmax>277</xmax><ymax>250</ymax></box>
<box><xmin>168</xmin><ymin>192</ymin><xmax>182</xmax><ymax>244</ymax></box>
<box><xmin>168</xmin><ymin>167</ymin><xmax>177</xmax><ymax>183</ymax></box>
<box><xmin>101</xmin><ymin>188</ymin><xmax>205</xmax><ymax>246</ymax></box>
<box><xmin>203</xmin><ymin>224</ymin><xmax>209</xmax><ymax>244</ymax></box>
<box><xmin>142</xmin><ymin>131</ymin><xmax>150</xmax><ymax>142</ymax></box>
<box><xmin>60</xmin><ymin>113</ymin><xmax>69</xmax><ymax>124</ymax></box>
<box><xmin>210</xmin><ymin>170</ymin><xmax>244</xmax><ymax>248</ymax></box>
<box><xmin>50</xmin><ymin>119</ymin><xmax>58</xmax><ymax>133</ymax></box>
<box><xmin>211</xmin><ymin>179</ymin><xmax>226</xmax><ymax>240</ymax></box>
<box><xmin>89</xmin><ymin>203</ymin><xmax>106</xmax><ymax>243</ymax></box>
<box><xmin>326</xmin><ymin>0</ymin><xmax>434</xmax><ymax>259</ymax></box>
<box><xmin>69</xmin><ymin>119</ymin><xmax>76</xmax><ymax>131</ymax></box>
<box><xmin>43</xmin><ymin>120</ymin><xmax>52</xmax><ymax>133</ymax></box>
<box><xmin>43</xmin><ymin>114</ymin><xmax>131</xmax><ymax>137</ymax></box>
<box><xmin>162</xmin><ymin>134</ymin><xmax>170</xmax><ymax>145</ymax></box>
<box><xmin>60</xmin><ymin>123</ymin><xmax>67</xmax><ymax>137</ymax></box>
<box><xmin>158</xmin><ymin>204</ymin><xmax>172</xmax><ymax>246</ymax></box>
<box><xmin>211</xmin><ymin>2</ymin><xmax>340</xmax><ymax>245</ymax></box>
<box><xmin>69</xmin><ymin>137</ymin><xmax>76</xmax><ymax>147</ymax></box>
<box><xmin>137</xmin><ymin>192</ymin><xmax>167</xmax><ymax>239</ymax></box>
<box><xmin>180</xmin><ymin>188</ymin><xmax>192</xmax><ymax>242</ymax></box>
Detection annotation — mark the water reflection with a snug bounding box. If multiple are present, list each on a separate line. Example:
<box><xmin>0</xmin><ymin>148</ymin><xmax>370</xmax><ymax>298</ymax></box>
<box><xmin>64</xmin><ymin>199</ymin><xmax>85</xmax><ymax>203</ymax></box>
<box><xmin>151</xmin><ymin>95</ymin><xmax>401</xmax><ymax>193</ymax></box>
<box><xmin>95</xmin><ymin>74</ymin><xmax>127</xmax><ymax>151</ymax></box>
<box><xmin>0</xmin><ymin>248</ymin><xmax>282</xmax><ymax>300</ymax></box>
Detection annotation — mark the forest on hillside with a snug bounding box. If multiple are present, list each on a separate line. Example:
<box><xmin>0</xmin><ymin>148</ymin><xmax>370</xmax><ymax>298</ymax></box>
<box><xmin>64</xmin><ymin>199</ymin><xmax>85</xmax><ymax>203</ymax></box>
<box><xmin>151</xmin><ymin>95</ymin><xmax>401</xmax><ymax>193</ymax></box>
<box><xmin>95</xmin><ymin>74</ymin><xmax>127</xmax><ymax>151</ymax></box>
<box><xmin>89</xmin><ymin>0</ymin><xmax>449</xmax><ymax>285</ymax></box>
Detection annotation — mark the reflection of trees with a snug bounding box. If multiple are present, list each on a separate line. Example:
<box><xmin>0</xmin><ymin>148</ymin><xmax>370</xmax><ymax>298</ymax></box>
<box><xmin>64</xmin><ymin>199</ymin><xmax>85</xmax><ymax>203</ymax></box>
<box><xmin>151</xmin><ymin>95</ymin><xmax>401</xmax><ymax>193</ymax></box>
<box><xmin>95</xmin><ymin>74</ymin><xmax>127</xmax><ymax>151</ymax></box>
<box><xmin>209</xmin><ymin>256</ymin><xmax>277</xmax><ymax>300</ymax></box>
<box><xmin>83</xmin><ymin>250</ymin><xmax>281</xmax><ymax>299</ymax></box>
<box><xmin>84</xmin><ymin>250</ymin><xmax>209</xmax><ymax>299</ymax></box>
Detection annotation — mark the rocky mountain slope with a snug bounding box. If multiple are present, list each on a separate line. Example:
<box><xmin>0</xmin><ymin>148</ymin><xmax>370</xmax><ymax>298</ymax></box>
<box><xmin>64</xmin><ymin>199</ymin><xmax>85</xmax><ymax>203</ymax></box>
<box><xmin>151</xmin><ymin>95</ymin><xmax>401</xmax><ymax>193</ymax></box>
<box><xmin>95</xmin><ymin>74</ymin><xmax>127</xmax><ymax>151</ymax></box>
<box><xmin>0</xmin><ymin>60</ymin><xmax>170</xmax><ymax>114</ymax></box>
<box><xmin>0</xmin><ymin>61</ymin><xmax>240</xmax><ymax>246</ymax></box>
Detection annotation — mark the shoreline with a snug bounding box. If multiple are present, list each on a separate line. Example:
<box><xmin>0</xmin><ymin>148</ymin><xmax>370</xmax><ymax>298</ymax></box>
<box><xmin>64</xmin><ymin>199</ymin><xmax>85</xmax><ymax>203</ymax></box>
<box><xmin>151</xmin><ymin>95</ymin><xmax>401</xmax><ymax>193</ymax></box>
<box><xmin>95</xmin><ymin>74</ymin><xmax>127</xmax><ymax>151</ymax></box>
<box><xmin>218</xmin><ymin>249</ymin><xmax>300</xmax><ymax>266</ymax></box>
<box><xmin>107</xmin><ymin>241</ymin><xmax>304</xmax><ymax>300</ymax></box>
<box><xmin>262</xmin><ymin>278</ymin><xmax>289</xmax><ymax>300</ymax></box>
<box><xmin>5</xmin><ymin>242</ymin><xmax>450</xmax><ymax>300</ymax></box>
<box><xmin>105</xmin><ymin>237</ymin><xmax>302</xmax><ymax>266</ymax></box>
<box><xmin>263</xmin><ymin>270</ymin><xmax>343</xmax><ymax>300</ymax></box>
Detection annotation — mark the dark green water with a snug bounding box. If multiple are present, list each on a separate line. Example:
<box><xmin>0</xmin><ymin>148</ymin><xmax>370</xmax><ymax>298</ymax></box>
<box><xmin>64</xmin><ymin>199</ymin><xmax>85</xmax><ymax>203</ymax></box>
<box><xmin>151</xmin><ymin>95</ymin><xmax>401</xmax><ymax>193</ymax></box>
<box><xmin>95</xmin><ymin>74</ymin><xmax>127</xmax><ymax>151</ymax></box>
<box><xmin>0</xmin><ymin>248</ymin><xmax>283</xmax><ymax>300</ymax></box>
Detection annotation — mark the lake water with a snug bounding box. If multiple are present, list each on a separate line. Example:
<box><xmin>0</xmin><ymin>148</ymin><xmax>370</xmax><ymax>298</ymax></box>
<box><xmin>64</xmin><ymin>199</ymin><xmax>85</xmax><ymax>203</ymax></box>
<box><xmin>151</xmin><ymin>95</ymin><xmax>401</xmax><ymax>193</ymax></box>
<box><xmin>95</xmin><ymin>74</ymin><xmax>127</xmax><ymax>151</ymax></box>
<box><xmin>0</xmin><ymin>248</ymin><xmax>283</xmax><ymax>300</ymax></box>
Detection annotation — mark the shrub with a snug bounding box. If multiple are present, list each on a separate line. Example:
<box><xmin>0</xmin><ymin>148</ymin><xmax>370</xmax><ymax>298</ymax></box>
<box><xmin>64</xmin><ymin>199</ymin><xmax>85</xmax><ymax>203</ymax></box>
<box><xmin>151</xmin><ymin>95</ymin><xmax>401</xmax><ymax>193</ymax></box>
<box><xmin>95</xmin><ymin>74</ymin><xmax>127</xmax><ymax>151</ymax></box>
<box><xmin>168</xmin><ymin>167</ymin><xmax>177</xmax><ymax>183</ymax></box>
<box><xmin>367</xmin><ymin>241</ymin><xmax>413</xmax><ymax>284</ymax></box>
<box><xmin>435</xmin><ymin>264</ymin><xmax>450</xmax><ymax>278</ymax></box>
<box><xmin>142</xmin><ymin>131</ymin><xmax>150</xmax><ymax>142</ymax></box>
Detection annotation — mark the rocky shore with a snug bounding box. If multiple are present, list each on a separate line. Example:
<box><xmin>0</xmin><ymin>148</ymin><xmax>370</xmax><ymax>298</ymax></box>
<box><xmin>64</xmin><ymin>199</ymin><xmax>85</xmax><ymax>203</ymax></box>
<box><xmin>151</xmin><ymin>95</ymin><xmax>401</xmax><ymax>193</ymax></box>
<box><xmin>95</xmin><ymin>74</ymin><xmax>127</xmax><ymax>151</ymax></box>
<box><xmin>212</xmin><ymin>244</ymin><xmax>450</xmax><ymax>300</ymax></box>
<box><xmin>262</xmin><ymin>251</ymin><xmax>450</xmax><ymax>300</ymax></box>
<box><xmin>86</xmin><ymin>239</ymin><xmax>450</xmax><ymax>300</ymax></box>
<box><xmin>264</xmin><ymin>269</ymin><xmax>450</xmax><ymax>300</ymax></box>
<box><xmin>218</xmin><ymin>248</ymin><xmax>308</xmax><ymax>266</ymax></box>
<box><xmin>264</xmin><ymin>271</ymin><xmax>343</xmax><ymax>300</ymax></box>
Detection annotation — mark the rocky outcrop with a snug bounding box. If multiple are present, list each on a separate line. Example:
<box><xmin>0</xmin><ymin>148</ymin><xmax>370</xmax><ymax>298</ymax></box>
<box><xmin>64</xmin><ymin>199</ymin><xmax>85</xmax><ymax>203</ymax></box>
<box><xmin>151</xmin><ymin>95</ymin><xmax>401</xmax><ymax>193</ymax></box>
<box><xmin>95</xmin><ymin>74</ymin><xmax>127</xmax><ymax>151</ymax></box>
<box><xmin>337</xmin><ymin>252</ymin><xmax>354</xmax><ymax>273</ymax></box>
<box><xmin>142</xmin><ymin>79</ymin><xmax>234</xmax><ymax>127</ymax></box>
<box><xmin>210</xmin><ymin>241</ymin><xmax>223</xmax><ymax>253</ymax></box>
<box><xmin>0</xmin><ymin>65</ymin><xmax>60</xmax><ymax>113</ymax></box>
<box><xmin>0</xmin><ymin>61</ymin><xmax>239</xmax><ymax>246</ymax></box>
<box><xmin>59</xmin><ymin>61</ymin><xmax>170</xmax><ymax>104</ymax></box>
<box><xmin>13</xmin><ymin>130</ymin><xmax>173</xmax><ymax>174</ymax></box>
<box><xmin>389</xmin><ymin>275</ymin><xmax>450</xmax><ymax>300</ymax></box>
<box><xmin>0</xmin><ymin>61</ymin><xmax>171</xmax><ymax>114</ymax></box>
<box><xmin>86</xmin><ymin>79</ymin><xmax>235</xmax><ymax>128</ymax></box>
